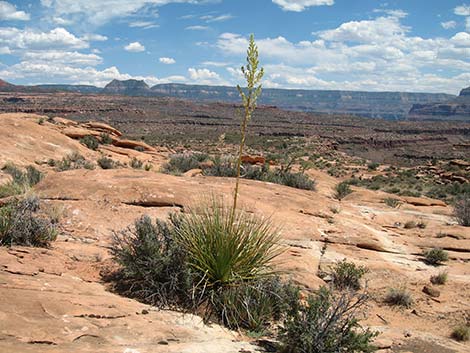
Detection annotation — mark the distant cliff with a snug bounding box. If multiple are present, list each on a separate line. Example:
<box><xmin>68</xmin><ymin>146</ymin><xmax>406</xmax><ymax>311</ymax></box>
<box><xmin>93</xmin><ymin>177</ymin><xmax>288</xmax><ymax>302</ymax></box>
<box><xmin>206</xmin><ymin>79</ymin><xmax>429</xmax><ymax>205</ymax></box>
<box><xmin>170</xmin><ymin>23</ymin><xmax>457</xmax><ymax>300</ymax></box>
<box><xmin>409</xmin><ymin>87</ymin><xmax>470</xmax><ymax>121</ymax></box>
<box><xmin>0</xmin><ymin>78</ymin><xmax>456</xmax><ymax>120</ymax></box>
<box><xmin>150</xmin><ymin>83</ymin><xmax>454</xmax><ymax>120</ymax></box>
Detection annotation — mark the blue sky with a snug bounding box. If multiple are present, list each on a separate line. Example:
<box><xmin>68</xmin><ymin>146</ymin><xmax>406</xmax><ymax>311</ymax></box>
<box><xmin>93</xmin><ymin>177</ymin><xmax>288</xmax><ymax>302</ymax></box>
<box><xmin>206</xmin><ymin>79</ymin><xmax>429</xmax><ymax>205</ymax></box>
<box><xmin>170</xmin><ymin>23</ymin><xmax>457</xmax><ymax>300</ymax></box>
<box><xmin>0</xmin><ymin>0</ymin><xmax>469</xmax><ymax>93</ymax></box>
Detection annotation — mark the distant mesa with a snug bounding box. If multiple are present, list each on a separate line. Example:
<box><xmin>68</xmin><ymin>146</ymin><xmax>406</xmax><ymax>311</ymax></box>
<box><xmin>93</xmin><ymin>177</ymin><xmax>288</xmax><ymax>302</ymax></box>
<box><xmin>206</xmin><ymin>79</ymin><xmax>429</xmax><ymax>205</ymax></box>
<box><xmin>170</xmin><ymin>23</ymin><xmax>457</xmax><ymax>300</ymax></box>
<box><xmin>0</xmin><ymin>77</ymin><xmax>462</xmax><ymax>120</ymax></box>
<box><xmin>102</xmin><ymin>79</ymin><xmax>150</xmax><ymax>96</ymax></box>
<box><xmin>409</xmin><ymin>85</ymin><xmax>470</xmax><ymax>121</ymax></box>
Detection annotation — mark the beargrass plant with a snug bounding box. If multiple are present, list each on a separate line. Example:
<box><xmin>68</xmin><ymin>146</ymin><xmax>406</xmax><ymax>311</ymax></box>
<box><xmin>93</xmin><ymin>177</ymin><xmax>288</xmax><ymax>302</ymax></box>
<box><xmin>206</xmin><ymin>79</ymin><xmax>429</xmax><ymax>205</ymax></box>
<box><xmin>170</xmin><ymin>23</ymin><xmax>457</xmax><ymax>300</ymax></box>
<box><xmin>175</xmin><ymin>201</ymin><xmax>282</xmax><ymax>289</ymax></box>
<box><xmin>232</xmin><ymin>34</ymin><xmax>264</xmax><ymax>216</ymax></box>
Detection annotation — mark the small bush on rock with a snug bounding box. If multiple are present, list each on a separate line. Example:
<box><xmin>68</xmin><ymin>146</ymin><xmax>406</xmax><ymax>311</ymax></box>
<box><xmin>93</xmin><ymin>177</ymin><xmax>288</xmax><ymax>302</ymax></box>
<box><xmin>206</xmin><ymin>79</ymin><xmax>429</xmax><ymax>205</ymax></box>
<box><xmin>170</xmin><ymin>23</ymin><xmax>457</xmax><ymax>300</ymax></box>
<box><xmin>203</xmin><ymin>157</ymin><xmax>316</xmax><ymax>191</ymax></box>
<box><xmin>423</xmin><ymin>248</ymin><xmax>448</xmax><ymax>266</ymax></box>
<box><xmin>98</xmin><ymin>156</ymin><xmax>116</xmax><ymax>169</ymax></box>
<box><xmin>162</xmin><ymin>153</ymin><xmax>209</xmax><ymax>174</ymax></box>
<box><xmin>111</xmin><ymin>215</ymin><xmax>192</xmax><ymax>309</ymax></box>
<box><xmin>451</xmin><ymin>325</ymin><xmax>470</xmax><ymax>342</ymax></box>
<box><xmin>80</xmin><ymin>135</ymin><xmax>100</xmax><ymax>150</ymax></box>
<box><xmin>330</xmin><ymin>260</ymin><xmax>368</xmax><ymax>291</ymax></box>
<box><xmin>334</xmin><ymin>181</ymin><xmax>353</xmax><ymax>200</ymax></box>
<box><xmin>0</xmin><ymin>164</ymin><xmax>43</xmax><ymax>198</ymax></box>
<box><xmin>0</xmin><ymin>195</ymin><xmax>57</xmax><ymax>247</ymax></box>
<box><xmin>55</xmin><ymin>152</ymin><xmax>95</xmax><ymax>171</ymax></box>
<box><xmin>212</xmin><ymin>276</ymin><xmax>295</xmax><ymax>331</ymax></box>
<box><xmin>430</xmin><ymin>271</ymin><xmax>448</xmax><ymax>285</ymax></box>
<box><xmin>130</xmin><ymin>158</ymin><xmax>143</xmax><ymax>169</ymax></box>
<box><xmin>100</xmin><ymin>133</ymin><xmax>113</xmax><ymax>145</ymax></box>
<box><xmin>384</xmin><ymin>287</ymin><xmax>413</xmax><ymax>308</ymax></box>
<box><xmin>279</xmin><ymin>287</ymin><xmax>378</xmax><ymax>353</ymax></box>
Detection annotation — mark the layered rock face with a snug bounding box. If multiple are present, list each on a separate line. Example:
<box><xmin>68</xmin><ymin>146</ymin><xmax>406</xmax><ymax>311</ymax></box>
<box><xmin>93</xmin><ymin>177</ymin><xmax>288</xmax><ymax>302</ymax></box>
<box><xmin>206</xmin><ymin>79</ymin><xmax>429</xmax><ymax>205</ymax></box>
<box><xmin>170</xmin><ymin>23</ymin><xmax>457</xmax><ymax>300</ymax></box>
<box><xmin>151</xmin><ymin>83</ymin><xmax>454</xmax><ymax>119</ymax></box>
<box><xmin>0</xmin><ymin>78</ymin><xmax>454</xmax><ymax>119</ymax></box>
<box><xmin>409</xmin><ymin>86</ymin><xmax>470</xmax><ymax>121</ymax></box>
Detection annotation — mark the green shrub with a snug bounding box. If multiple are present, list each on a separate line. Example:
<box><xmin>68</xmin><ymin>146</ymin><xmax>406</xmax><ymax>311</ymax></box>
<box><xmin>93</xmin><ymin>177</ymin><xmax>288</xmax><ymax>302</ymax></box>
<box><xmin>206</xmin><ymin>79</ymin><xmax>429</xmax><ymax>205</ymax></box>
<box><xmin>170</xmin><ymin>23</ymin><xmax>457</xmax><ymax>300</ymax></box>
<box><xmin>384</xmin><ymin>198</ymin><xmax>401</xmax><ymax>208</ymax></box>
<box><xmin>38</xmin><ymin>117</ymin><xmax>45</xmax><ymax>125</ymax></box>
<box><xmin>367</xmin><ymin>162</ymin><xmax>379</xmax><ymax>171</ymax></box>
<box><xmin>423</xmin><ymin>248</ymin><xmax>448</xmax><ymax>266</ymax></box>
<box><xmin>212</xmin><ymin>276</ymin><xmax>294</xmax><ymax>332</ymax></box>
<box><xmin>162</xmin><ymin>153</ymin><xmax>209</xmax><ymax>174</ymax></box>
<box><xmin>0</xmin><ymin>181</ymin><xmax>25</xmax><ymax>198</ymax></box>
<box><xmin>266</xmin><ymin>168</ymin><xmax>315</xmax><ymax>191</ymax></box>
<box><xmin>80</xmin><ymin>135</ymin><xmax>100</xmax><ymax>150</ymax></box>
<box><xmin>334</xmin><ymin>181</ymin><xmax>353</xmax><ymax>200</ymax></box>
<box><xmin>144</xmin><ymin>163</ymin><xmax>153</xmax><ymax>171</ymax></box>
<box><xmin>279</xmin><ymin>287</ymin><xmax>378</xmax><ymax>353</ymax></box>
<box><xmin>111</xmin><ymin>204</ymin><xmax>286</xmax><ymax>331</ymax></box>
<box><xmin>0</xmin><ymin>195</ymin><xmax>57</xmax><ymax>247</ymax></box>
<box><xmin>451</xmin><ymin>325</ymin><xmax>470</xmax><ymax>342</ymax></box>
<box><xmin>0</xmin><ymin>164</ymin><xmax>43</xmax><ymax>198</ymax></box>
<box><xmin>203</xmin><ymin>157</ymin><xmax>315</xmax><ymax>191</ymax></box>
<box><xmin>97</xmin><ymin>156</ymin><xmax>115</xmax><ymax>169</ymax></box>
<box><xmin>330</xmin><ymin>260</ymin><xmax>368</xmax><ymax>291</ymax></box>
<box><xmin>111</xmin><ymin>215</ymin><xmax>192</xmax><ymax>309</ymax></box>
<box><xmin>384</xmin><ymin>288</ymin><xmax>413</xmax><ymax>308</ymax></box>
<box><xmin>175</xmin><ymin>202</ymin><xmax>282</xmax><ymax>288</ymax></box>
<box><xmin>454</xmin><ymin>193</ymin><xmax>470</xmax><ymax>227</ymax></box>
<box><xmin>55</xmin><ymin>152</ymin><xmax>95</xmax><ymax>171</ymax></box>
<box><xmin>100</xmin><ymin>133</ymin><xmax>113</xmax><ymax>145</ymax></box>
<box><xmin>202</xmin><ymin>156</ymin><xmax>238</xmax><ymax>177</ymax></box>
<box><xmin>430</xmin><ymin>271</ymin><xmax>448</xmax><ymax>285</ymax></box>
<box><xmin>130</xmin><ymin>157</ymin><xmax>143</xmax><ymax>169</ymax></box>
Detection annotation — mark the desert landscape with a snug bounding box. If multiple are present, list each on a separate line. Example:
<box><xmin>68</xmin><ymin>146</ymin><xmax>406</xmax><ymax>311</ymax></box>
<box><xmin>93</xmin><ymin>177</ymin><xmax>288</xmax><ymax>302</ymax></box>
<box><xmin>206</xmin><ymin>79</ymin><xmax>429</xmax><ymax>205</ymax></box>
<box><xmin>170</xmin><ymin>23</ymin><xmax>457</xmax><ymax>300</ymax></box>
<box><xmin>1</xmin><ymin>1</ymin><xmax>470</xmax><ymax>352</ymax></box>
<box><xmin>0</xmin><ymin>101</ymin><xmax>469</xmax><ymax>352</ymax></box>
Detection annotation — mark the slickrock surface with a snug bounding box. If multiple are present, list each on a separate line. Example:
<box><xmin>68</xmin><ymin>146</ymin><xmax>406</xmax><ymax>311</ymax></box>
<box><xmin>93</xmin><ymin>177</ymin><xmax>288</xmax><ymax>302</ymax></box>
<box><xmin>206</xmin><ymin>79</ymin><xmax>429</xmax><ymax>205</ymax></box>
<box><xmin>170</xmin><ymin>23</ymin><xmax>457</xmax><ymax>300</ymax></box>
<box><xmin>0</xmin><ymin>114</ymin><xmax>469</xmax><ymax>352</ymax></box>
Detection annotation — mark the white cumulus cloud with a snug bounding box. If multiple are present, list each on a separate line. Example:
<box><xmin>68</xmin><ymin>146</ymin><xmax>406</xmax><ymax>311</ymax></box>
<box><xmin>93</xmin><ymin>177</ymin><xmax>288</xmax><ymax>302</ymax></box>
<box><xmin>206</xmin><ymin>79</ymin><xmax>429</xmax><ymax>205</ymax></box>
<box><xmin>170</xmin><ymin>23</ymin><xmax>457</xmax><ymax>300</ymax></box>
<box><xmin>124</xmin><ymin>41</ymin><xmax>145</xmax><ymax>52</ymax></box>
<box><xmin>0</xmin><ymin>1</ymin><xmax>30</xmax><ymax>21</ymax></box>
<box><xmin>272</xmin><ymin>0</ymin><xmax>334</xmax><ymax>12</ymax></box>
<box><xmin>40</xmin><ymin>0</ymin><xmax>215</xmax><ymax>26</ymax></box>
<box><xmin>0</xmin><ymin>27</ymin><xmax>88</xmax><ymax>51</ymax></box>
<box><xmin>188</xmin><ymin>67</ymin><xmax>227</xmax><ymax>85</ymax></box>
<box><xmin>454</xmin><ymin>4</ymin><xmax>470</xmax><ymax>16</ymax></box>
<box><xmin>159</xmin><ymin>57</ymin><xmax>176</xmax><ymax>64</ymax></box>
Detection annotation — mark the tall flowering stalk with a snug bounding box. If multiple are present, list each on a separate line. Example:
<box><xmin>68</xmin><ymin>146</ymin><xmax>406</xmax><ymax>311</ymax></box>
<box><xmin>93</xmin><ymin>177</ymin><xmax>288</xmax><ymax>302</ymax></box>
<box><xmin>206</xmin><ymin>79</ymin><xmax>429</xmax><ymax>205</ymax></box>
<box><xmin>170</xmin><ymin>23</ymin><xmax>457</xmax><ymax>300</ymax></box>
<box><xmin>231</xmin><ymin>34</ymin><xmax>264</xmax><ymax>219</ymax></box>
